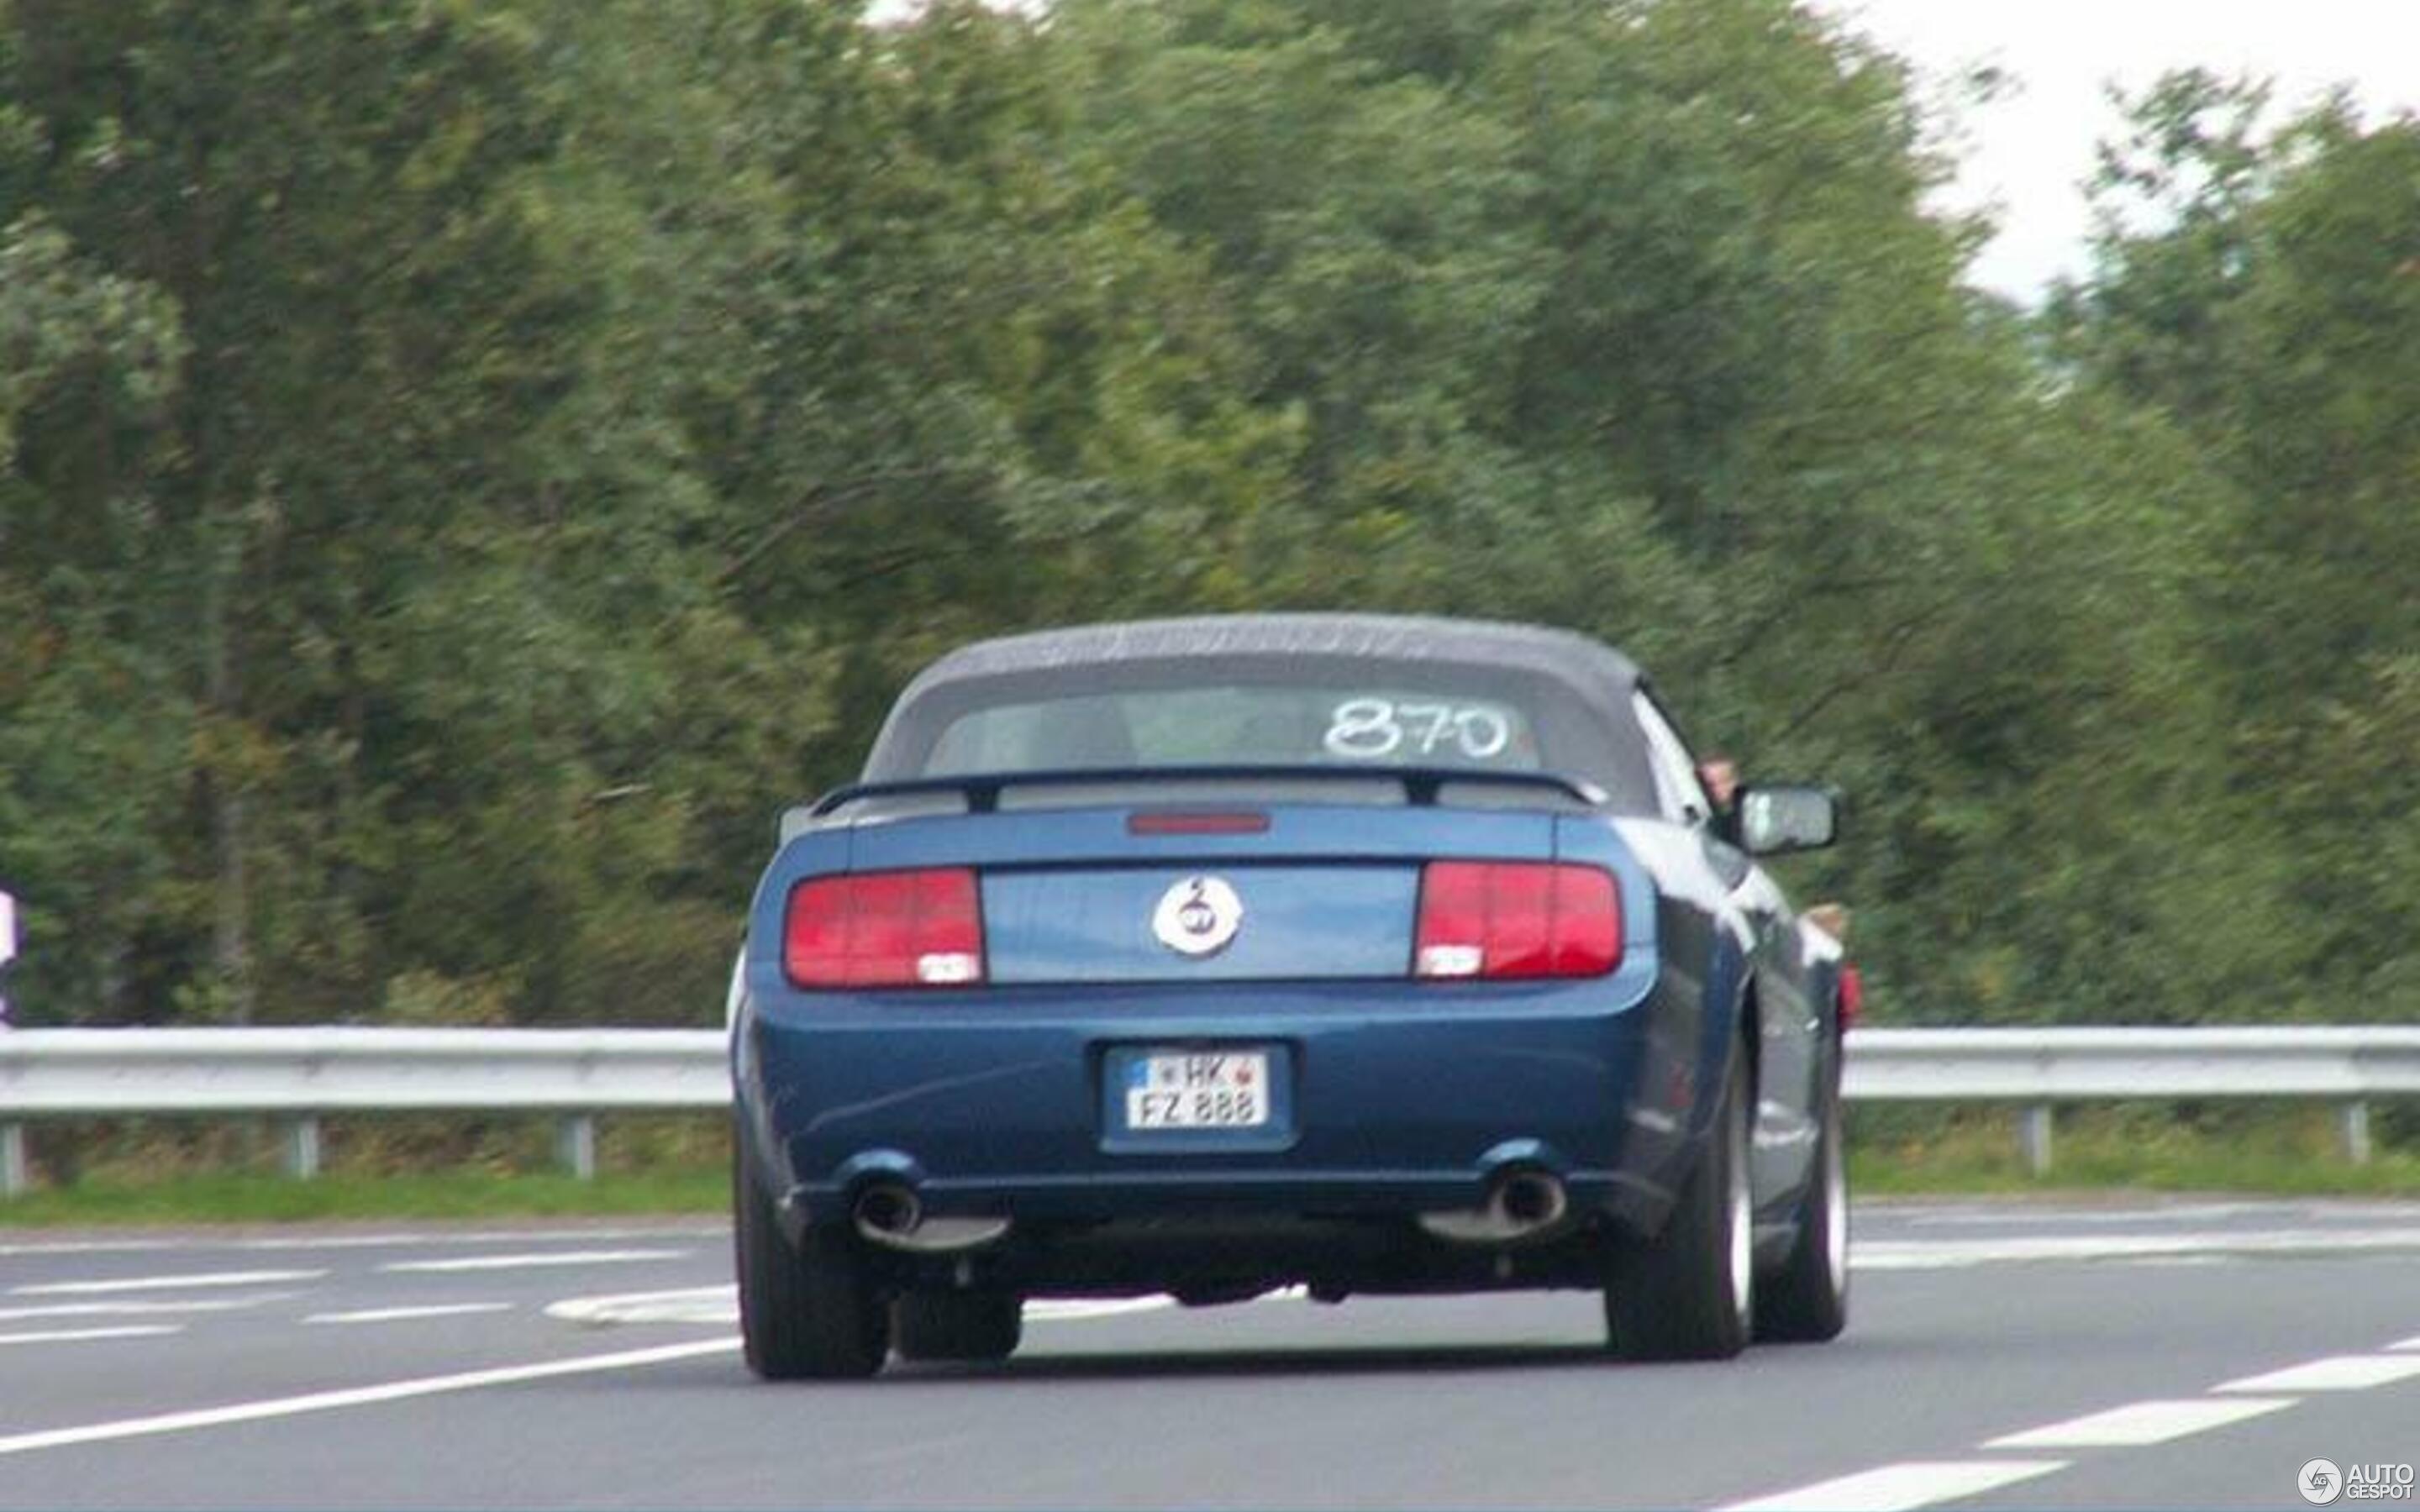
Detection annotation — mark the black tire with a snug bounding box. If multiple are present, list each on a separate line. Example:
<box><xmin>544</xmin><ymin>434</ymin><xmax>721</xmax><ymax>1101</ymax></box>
<box><xmin>734</xmin><ymin>1130</ymin><xmax>888</xmax><ymax>1380</ymax></box>
<box><xmin>1754</xmin><ymin>1045</ymin><xmax>1849</xmax><ymax>1343</ymax></box>
<box><xmin>1605</xmin><ymin>1054</ymin><xmax>1753</xmax><ymax>1361</ymax></box>
<box><xmin>893</xmin><ymin>1291</ymin><xmax>1023</xmax><ymax>1363</ymax></box>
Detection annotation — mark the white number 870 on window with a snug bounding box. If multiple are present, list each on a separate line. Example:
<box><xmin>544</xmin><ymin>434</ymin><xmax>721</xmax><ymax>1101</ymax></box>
<box><xmin>1323</xmin><ymin>699</ymin><xmax>1513</xmax><ymax>761</ymax></box>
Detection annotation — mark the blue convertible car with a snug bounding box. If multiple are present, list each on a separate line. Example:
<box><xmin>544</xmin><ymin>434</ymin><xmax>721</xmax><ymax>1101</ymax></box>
<box><xmin>730</xmin><ymin>615</ymin><xmax>1849</xmax><ymax>1376</ymax></box>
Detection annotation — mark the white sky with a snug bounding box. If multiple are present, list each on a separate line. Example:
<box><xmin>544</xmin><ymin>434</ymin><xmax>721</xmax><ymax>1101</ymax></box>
<box><xmin>1818</xmin><ymin>0</ymin><xmax>2420</xmax><ymax>300</ymax></box>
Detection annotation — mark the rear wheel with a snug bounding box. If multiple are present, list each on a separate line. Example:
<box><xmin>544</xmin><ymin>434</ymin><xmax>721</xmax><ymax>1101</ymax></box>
<box><xmin>734</xmin><ymin>1129</ymin><xmax>888</xmax><ymax>1379</ymax></box>
<box><xmin>1754</xmin><ymin>1043</ymin><xmax>1849</xmax><ymax>1343</ymax></box>
<box><xmin>893</xmin><ymin>1291</ymin><xmax>1023</xmax><ymax>1362</ymax></box>
<box><xmin>1605</xmin><ymin>1054</ymin><xmax>1753</xmax><ymax>1361</ymax></box>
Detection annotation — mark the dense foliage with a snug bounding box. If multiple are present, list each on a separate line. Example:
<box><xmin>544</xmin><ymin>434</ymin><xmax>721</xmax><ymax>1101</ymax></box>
<box><xmin>2</xmin><ymin>1</ymin><xmax>2412</xmax><ymax>1029</ymax></box>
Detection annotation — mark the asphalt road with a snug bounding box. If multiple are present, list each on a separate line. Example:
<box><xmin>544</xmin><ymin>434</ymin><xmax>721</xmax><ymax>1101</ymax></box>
<box><xmin>2</xmin><ymin>1198</ymin><xmax>2416</xmax><ymax>1510</ymax></box>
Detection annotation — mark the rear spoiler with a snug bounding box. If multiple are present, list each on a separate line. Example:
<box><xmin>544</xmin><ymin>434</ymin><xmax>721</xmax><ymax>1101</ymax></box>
<box><xmin>780</xmin><ymin>764</ymin><xmax>1609</xmax><ymax>843</ymax></box>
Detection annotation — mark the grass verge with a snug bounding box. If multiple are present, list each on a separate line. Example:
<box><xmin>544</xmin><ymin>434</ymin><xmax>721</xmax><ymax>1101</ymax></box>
<box><xmin>0</xmin><ymin>1167</ymin><xmax>727</xmax><ymax>1227</ymax></box>
<box><xmin>1850</xmin><ymin>1101</ymin><xmax>2420</xmax><ymax>1197</ymax></box>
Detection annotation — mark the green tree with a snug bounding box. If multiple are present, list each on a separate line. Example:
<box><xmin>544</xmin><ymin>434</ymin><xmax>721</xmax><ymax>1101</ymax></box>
<box><xmin>0</xmin><ymin>1</ymin><xmax>2350</xmax><ymax>1037</ymax></box>
<box><xmin>2</xmin><ymin>0</ymin><xmax>593</xmax><ymax>1021</ymax></box>
<box><xmin>2057</xmin><ymin>78</ymin><xmax>2420</xmax><ymax>1016</ymax></box>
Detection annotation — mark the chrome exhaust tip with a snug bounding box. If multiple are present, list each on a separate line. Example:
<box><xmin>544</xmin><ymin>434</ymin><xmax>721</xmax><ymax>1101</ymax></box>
<box><xmin>850</xmin><ymin>1181</ymin><xmax>1011</xmax><ymax>1253</ymax></box>
<box><xmin>1418</xmin><ymin>1168</ymin><xmax>1570</xmax><ymax>1245</ymax></box>
<box><xmin>852</xmin><ymin>1182</ymin><xmax>923</xmax><ymax>1242</ymax></box>
<box><xmin>1491</xmin><ymin>1169</ymin><xmax>1568</xmax><ymax>1230</ymax></box>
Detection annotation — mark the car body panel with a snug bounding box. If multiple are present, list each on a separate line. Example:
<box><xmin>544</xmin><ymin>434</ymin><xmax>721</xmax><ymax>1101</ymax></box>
<box><xmin>982</xmin><ymin>865</ymin><xmax>1423</xmax><ymax>983</ymax></box>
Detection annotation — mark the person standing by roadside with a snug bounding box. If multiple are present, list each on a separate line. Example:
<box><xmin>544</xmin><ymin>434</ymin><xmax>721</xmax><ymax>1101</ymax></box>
<box><xmin>0</xmin><ymin>885</ymin><xmax>16</xmax><ymax>1028</ymax></box>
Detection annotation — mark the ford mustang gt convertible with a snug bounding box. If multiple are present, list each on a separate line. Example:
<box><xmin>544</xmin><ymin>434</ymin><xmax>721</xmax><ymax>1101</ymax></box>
<box><xmin>729</xmin><ymin>614</ymin><xmax>1849</xmax><ymax>1377</ymax></box>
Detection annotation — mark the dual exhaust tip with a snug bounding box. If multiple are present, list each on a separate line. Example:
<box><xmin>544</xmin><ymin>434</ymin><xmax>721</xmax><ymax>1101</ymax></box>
<box><xmin>1491</xmin><ymin>1169</ymin><xmax>1569</xmax><ymax>1230</ymax></box>
<box><xmin>1418</xmin><ymin>1167</ymin><xmax>1570</xmax><ymax>1245</ymax></box>
<box><xmin>851</xmin><ymin>1168</ymin><xmax>1567</xmax><ymax>1251</ymax></box>
<box><xmin>850</xmin><ymin>1180</ymin><xmax>1009</xmax><ymax>1253</ymax></box>
<box><xmin>853</xmin><ymin>1182</ymin><xmax>922</xmax><ymax>1241</ymax></box>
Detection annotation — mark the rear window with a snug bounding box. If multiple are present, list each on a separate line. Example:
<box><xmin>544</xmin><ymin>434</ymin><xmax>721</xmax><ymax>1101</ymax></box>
<box><xmin>926</xmin><ymin>685</ymin><xmax>1544</xmax><ymax>775</ymax></box>
<box><xmin>869</xmin><ymin>650</ymin><xmax>1659</xmax><ymax>813</ymax></box>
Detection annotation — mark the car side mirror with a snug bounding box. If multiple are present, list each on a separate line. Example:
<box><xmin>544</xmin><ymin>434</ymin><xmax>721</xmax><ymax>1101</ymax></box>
<box><xmin>1737</xmin><ymin>784</ymin><xmax>1839</xmax><ymax>855</ymax></box>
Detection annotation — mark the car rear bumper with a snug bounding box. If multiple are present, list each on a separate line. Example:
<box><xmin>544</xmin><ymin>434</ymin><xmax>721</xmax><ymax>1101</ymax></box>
<box><xmin>785</xmin><ymin>1166</ymin><xmax>1653</xmax><ymax>1224</ymax></box>
<box><xmin>734</xmin><ymin>966</ymin><xmax>1706</xmax><ymax>1244</ymax></box>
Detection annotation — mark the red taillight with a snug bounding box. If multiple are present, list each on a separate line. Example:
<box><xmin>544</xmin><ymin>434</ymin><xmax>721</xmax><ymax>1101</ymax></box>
<box><xmin>1413</xmin><ymin>861</ymin><xmax>1621</xmax><ymax>979</ymax></box>
<box><xmin>785</xmin><ymin>868</ymin><xmax>984</xmax><ymax>989</ymax></box>
<box><xmin>1838</xmin><ymin>963</ymin><xmax>1864</xmax><ymax>1030</ymax></box>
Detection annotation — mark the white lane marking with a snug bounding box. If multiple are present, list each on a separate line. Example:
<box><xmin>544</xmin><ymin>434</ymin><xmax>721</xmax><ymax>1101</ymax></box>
<box><xmin>0</xmin><ymin>1226</ymin><xmax>721</xmax><ymax>1259</ymax></box>
<box><xmin>1904</xmin><ymin>1202</ymin><xmax>2276</xmax><ymax>1227</ymax></box>
<box><xmin>2389</xmin><ymin>1333</ymin><xmax>2420</xmax><ymax>1352</ymax></box>
<box><xmin>1853</xmin><ymin>1227</ymin><xmax>2420</xmax><ymax>1270</ymax></box>
<box><xmin>1985</xmin><ymin>1397</ymin><xmax>2298</xmax><ymax>1447</ymax></box>
<box><xmin>546</xmin><ymin>1286</ymin><xmax>1179</xmax><ymax>1328</ymax></box>
<box><xmin>1716</xmin><ymin>1459</ymin><xmax>2069</xmax><ymax>1512</ymax></box>
<box><xmin>0</xmin><ymin>1337</ymin><xmax>737</xmax><ymax>1458</ymax></box>
<box><xmin>0</xmin><ymin>1326</ymin><xmax>184</xmax><ymax>1347</ymax></box>
<box><xmin>2215</xmin><ymin>1355</ymin><xmax>2420</xmax><ymax>1393</ymax></box>
<box><xmin>380</xmin><ymin>1249</ymin><xmax>688</xmax><ymax>1274</ymax></box>
<box><xmin>1029</xmin><ymin>1298</ymin><xmax>1179</xmax><ymax>1322</ymax></box>
<box><xmin>12</xmin><ymin>1269</ymin><xmax>326</xmax><ymax>1296</ymax></box>
<box><xmin>304</xmin><ymin>1304</ymin><xmax>516</xmax><ymax>1326</ymax></box>
<box><xmin>0</xmin><ymin>1296</ymin><xmax>293</xmax><ymax>1323</ymax></box>
<box><xmin>548</xmin><ymin>1287</ymin><xmax>733</xmax><ymax>1327</ymax></box>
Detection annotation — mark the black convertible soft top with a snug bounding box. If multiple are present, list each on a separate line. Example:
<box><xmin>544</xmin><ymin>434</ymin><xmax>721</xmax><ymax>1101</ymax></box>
<box><xmin>861</xmin><ymin>614</ymin><xmax>1659</xmax><ymax>811</ymax></box>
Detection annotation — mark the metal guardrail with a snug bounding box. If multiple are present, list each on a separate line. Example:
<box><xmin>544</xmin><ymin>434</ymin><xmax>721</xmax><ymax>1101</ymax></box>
<box><xmin>0</xmin><ymin>1028</ymin><xmax>727</xmax><ymax>1194</ymax></box>
<box><xmin>1844</xmin><ymin>1026</ymin><xmax>2420</xmax><ymax>1100</ymax></box>
<box><xmin>4</xmin><ymin>1025</ymin><xmax>2417</xmax><ymax>1194</ymax></box>
<box><xmin>0</xmin><ymin>1027</ymin><xmax>730</xmax><ymax>1114</ymax></box>
<box><xmin>1846</xmin><ymin>1026</ymin><xmax>2420</xmax><ymax>1174</ymax></box>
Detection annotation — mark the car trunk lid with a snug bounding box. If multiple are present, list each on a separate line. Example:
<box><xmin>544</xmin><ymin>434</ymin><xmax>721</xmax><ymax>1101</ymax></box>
<box><xmin>797</xmin><ymin>769</ymin><xmax>1591</xmax><ymax>984</ymax></box>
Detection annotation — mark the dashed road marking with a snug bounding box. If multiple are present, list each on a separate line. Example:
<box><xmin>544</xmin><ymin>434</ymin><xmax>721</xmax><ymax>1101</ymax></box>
<box><xmin>305</xmin><ymin>1304</ymin><xmax>516</xmax><ymax>1326</ymax></box>
<box><xmin>1715</xmin><ymin>1459</ymin><xmax>2069</xmax><ymax>1512</ymax></box>
<box><xmin>0</xmin><ymin>1338</ymin><xmax>737</xmax><ymax>1458</ymax></box>
<box><xmin>0</xmin><ymin>1296</ymin><xmax>292</xmax><ymax>1323</ymax></box>
<box><xmin>0</xmin><ymin>1325</ymin><xmax>184</xmax><ymax>1347</ymax></box>
<box><xmin>11</xmin><ymin>1269</ymin><xmax>326</xmax><ymax>1296</ymax></box>
<box><xmin>1903</xmin><ymin>1201</ymin><xmax>2276</xmax><ymax>1227</ymax></box>
<box><xmin>0</xmin><ymin>1226</ymin><xmax>720</xmax><ymax>1259</ymax></box>
<box><xmin>1984</xmin><ymin>1396</ymin><xmax>2297</xmax><ymax>1448</ymax></box>
<box><xmin>380</xmin><ymin>1249</ymin><xmax>689</xmax><ymax>1274</ymax></box>
<box><xmin>546</xmin><ymin>1287</ymin><xmax>731</xmax><ymax>1327</ymax></box>
<box><xmin>2214</xmin><ymin>1354</ymin><xmax>2420</xmax><ymax>1393</ymax></box>
<box><xmin>1852</xmin><ymin>1227</ymin><xmax>2420</xmax><ymax>1271</ymax></box>
<box><xmin>1731</xmin><ymin>1327</ymin><xmax>2420</xmax><ymax>1509</ymax></box>
<box><xmin>1028</xmin><ymin>1298</ymin><xmax>1179</xmax><ymax>1322</ymax></box>
<box><xmin>544</xmin><ymin>1286</ymin><xmax>1177</xmax><ymax>1328</ymax></box>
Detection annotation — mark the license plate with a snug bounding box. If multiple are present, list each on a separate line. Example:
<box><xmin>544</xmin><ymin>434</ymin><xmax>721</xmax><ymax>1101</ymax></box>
<box><xmin>1123</xmin><ymin>1050</ymin><xmax>1270</xmax><ymax>1130</ymax></box>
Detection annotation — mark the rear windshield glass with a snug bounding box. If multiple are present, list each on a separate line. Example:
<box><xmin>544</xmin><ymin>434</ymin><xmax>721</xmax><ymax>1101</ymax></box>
<box><xmin>926</xmin><ymin>685</ymin><xmax>1544</xmax><ymax>775</ymax></box>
